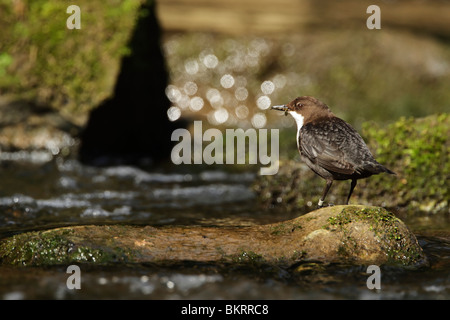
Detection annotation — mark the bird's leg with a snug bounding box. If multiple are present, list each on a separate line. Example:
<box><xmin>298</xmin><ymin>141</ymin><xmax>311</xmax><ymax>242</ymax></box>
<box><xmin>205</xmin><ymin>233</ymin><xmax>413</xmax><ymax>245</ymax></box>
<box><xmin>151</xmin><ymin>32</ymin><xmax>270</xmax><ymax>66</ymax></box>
<box><xmin>346</xmin><ymin>179</ymin><xmax>357</xmax><ymax>205</ymax></box>
<box><xmin>318</xmin><ymin>179</ymin><xmax>333</xmax><ymax>208</ymax></box>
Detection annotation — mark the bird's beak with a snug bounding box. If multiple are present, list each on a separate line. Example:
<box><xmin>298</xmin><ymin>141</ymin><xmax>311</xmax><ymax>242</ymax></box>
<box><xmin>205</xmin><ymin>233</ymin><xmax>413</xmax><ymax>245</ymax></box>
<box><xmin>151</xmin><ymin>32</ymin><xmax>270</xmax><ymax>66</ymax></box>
<box><xmin>271</xmin><ymin>105</ymin><xmax>287</xmax><ymax>111</ymax></box>
<box><xmin>271</xmin><ymin>105</ymin><xmax>289</xmax><ymax>116</ymax></box>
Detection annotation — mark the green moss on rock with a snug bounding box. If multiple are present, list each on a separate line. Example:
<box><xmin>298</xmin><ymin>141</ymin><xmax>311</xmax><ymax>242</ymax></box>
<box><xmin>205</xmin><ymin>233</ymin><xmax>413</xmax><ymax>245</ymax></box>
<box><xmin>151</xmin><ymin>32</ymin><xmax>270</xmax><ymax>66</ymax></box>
<box><xmin>0</xmin><ymin>206</ymin><xmax>426</xmax><ymax>268</ymax></box>
<box><xmin>232</xmin><ymin>250</ymin><xmax>265</xmax><ymax>265</ymax></box>
<box><xmin>361</xmin><ymin>113</ymin><xmax>449</xmax><ymax>214</ymax></box>
<box><xmin>322</xmin><ymin>207</ymin><xmax>424</xmax><ymax>266</ymax></box>
<box><xmin>0</xmin><ymin>228</ymin><xmax>126</xmax><ymax>266</ymax></box>
<box><xmin>0</xmin><ymin>0</ymin><xmax>145</xmax><ymax>116</ymax></box>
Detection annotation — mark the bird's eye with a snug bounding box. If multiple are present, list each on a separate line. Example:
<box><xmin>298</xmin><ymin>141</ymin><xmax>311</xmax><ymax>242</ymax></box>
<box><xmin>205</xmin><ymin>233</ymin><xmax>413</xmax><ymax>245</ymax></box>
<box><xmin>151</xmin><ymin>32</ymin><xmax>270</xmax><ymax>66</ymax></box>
<box><xmin>297</xmin><ymin>103</ymin><xmax>303</xmax><ymax>108</ymax></box>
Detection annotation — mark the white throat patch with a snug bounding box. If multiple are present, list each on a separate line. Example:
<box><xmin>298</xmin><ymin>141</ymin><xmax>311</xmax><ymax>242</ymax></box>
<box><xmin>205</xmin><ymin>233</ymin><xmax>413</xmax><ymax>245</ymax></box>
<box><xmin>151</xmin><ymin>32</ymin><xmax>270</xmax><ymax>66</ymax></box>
<box><xmin>289</xmin><ymin>111</ymin><xmax>304</xmax><ymax>129</ymax></box>
<box><xmin>289</xmin><ymin>111</ymin><xmax>304</xmax><ymax>148</ymax></box>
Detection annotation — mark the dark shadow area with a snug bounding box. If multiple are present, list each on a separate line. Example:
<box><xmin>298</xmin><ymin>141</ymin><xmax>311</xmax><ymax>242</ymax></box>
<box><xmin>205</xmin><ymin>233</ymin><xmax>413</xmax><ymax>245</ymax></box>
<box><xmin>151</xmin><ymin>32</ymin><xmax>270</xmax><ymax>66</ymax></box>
<box><xmin>79</xmin><ymin>1</ymin><xmax>182</xmax><ymax>167</ymax></box>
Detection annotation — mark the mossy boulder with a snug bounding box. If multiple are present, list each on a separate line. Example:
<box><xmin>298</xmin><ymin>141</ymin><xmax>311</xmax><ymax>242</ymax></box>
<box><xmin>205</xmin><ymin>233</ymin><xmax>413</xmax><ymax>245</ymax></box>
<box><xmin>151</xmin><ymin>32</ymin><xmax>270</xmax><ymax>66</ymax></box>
<box><xmin>0</xmin><ymin>206</ymin><xmax>427</xmax><ymax>268</ymax></box>
<box><xmin>0</xmin><ymin>228</ymin><xmax>131</xmax><ymax>266</ymax></box>
<box><xmin>254</xmin><ymin>113</ymin><xmax>449</xmax><ymax>215</ymax></box>
<box><xmin>0</xmin><ymin>0</ymin><xmax>144</xmax><ymax>117</ymax></box>
<box><xmin>361</xmin><ymin>113</ymin><xmax>449</xmax><ymax>214</ymax></box>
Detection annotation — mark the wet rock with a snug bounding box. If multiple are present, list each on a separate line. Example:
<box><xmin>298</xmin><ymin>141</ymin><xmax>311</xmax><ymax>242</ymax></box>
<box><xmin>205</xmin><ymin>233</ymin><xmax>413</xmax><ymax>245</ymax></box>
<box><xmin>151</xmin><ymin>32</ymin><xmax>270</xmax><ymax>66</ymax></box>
<box><xmin>0</xmin><ymin>206</ymin><xmax>427</xmax><ymax>268</ymax></box>
<box><xmin>0</xmin><ymin>97</ymin><xmax>80</xmax><ymax>156</ymax></box>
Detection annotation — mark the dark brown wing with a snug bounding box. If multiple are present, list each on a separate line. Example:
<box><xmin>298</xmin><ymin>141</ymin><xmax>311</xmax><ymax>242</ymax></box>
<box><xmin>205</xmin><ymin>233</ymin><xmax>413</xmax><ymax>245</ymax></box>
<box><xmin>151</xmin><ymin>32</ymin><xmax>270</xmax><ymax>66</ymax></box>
<box><xmin>299</xmin><ymin>119</ymin><xmax>369</xmax><ymax>175</ymax></box>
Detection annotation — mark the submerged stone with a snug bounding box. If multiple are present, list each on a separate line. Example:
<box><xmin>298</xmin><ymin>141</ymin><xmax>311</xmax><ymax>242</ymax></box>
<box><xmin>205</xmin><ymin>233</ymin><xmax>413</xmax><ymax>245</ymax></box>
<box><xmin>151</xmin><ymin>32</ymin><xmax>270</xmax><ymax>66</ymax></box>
<box><xmin>0</xmin><ymin>206</ymin><xmax>427</xmax><ymax>268</ymax></box>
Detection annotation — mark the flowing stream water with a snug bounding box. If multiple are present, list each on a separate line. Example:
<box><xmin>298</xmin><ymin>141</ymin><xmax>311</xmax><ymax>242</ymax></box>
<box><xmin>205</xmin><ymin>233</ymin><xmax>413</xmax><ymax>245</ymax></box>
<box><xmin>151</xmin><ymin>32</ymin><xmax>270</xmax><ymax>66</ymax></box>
<box><xmin>0</xmin><ymin>151</ymin><xmax>449</xmax><ymax>299</ymax></box>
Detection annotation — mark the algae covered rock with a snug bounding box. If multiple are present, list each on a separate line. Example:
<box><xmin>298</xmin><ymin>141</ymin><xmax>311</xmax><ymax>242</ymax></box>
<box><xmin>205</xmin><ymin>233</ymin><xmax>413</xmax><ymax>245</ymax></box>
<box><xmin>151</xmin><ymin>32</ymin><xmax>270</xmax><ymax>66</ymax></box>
<box><xmin>0</xmin><ymin>206</ymin><xmax>427</xmax><ymax>268</ymax></box>
<box><xmin>0</xmin><ymin>0</ymin><xmax>144</xmax><ymax>115</ymax></box>
<box><xmin>360</xmin><ymin>113</ymin><xmax>449</xmax><ymax>214</ymax></box>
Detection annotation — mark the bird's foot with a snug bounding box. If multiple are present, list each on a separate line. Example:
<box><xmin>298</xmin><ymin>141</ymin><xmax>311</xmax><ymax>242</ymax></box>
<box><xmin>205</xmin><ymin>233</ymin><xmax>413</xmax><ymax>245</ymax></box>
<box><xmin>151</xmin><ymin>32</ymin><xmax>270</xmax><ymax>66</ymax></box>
<box><xmin>317</xmin><ymin>201</ymin><xmax>334</xmax><ymax>209</ymax></box>
<box><xmin>317</xmin><ymin>199</ymin><xmax>325</xmax><ymax>209</ymax></box>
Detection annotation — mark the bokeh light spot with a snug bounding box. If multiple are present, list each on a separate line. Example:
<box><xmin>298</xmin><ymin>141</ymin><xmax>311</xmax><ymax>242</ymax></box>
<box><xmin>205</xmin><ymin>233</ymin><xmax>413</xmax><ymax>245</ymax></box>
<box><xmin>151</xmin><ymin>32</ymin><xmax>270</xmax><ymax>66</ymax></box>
<box><xmin>251</xmin><ymin>113</ymin><xmax>267</xmax><ymax>128</ymax></box>
<box><xmin>167</xmin><ymin>106</ymin><xmax>181</xmax><ymax>121</ymax></box>
<box><xmin>256</xmin><ymin>95</ymin><xmax>271</xmax><ymax>110</ymax></box>
<box><xmin>220</xmin><ymin>74</ymin><xmax>235</xmax><ymax>88</ymax></box>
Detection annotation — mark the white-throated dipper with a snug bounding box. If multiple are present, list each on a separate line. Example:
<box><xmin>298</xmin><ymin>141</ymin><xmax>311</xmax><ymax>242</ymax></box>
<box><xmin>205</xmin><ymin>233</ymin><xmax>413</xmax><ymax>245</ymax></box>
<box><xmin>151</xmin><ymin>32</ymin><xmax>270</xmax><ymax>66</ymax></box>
<box><xmin>272</xmin><ymin>96</ymin><xmax>395</xmax><ymax>207</ymax></box>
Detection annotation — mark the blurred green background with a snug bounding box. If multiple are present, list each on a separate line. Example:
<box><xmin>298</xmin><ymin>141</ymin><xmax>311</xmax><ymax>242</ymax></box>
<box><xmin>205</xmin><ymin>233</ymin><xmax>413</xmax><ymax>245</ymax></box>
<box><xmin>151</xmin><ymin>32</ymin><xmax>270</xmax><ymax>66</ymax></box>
<box><xmin>1</xmin><ymin>0</ymin><xmax>449</xmax><ymax>126</ymax></box>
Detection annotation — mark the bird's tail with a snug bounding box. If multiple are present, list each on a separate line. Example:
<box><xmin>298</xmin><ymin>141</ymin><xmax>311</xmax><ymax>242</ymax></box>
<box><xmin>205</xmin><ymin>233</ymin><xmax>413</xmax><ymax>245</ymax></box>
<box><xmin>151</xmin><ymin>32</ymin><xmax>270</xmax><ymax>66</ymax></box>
<box><xmin>379</xmin><ymin>164</ymin><xmax>396</xmax><ymax>175</ymax></box>
<box><xmin>363</xmin><ymin>161</ymin><xmax>396</xmax><ymax>175</ymax></box>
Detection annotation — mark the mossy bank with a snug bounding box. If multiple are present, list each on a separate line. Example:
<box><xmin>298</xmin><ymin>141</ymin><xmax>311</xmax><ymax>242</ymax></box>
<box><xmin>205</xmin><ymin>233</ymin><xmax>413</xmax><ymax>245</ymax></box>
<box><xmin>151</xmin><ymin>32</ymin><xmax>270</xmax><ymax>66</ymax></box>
<box><xmin>0</xmin><ymin>0</ymin><xmax>146</xmax><ymax>117</ymax></box>
<box><xmin>0</xmin><ymin>206</ymin><xmax>427</xmax><ymax>269</ymax></box>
